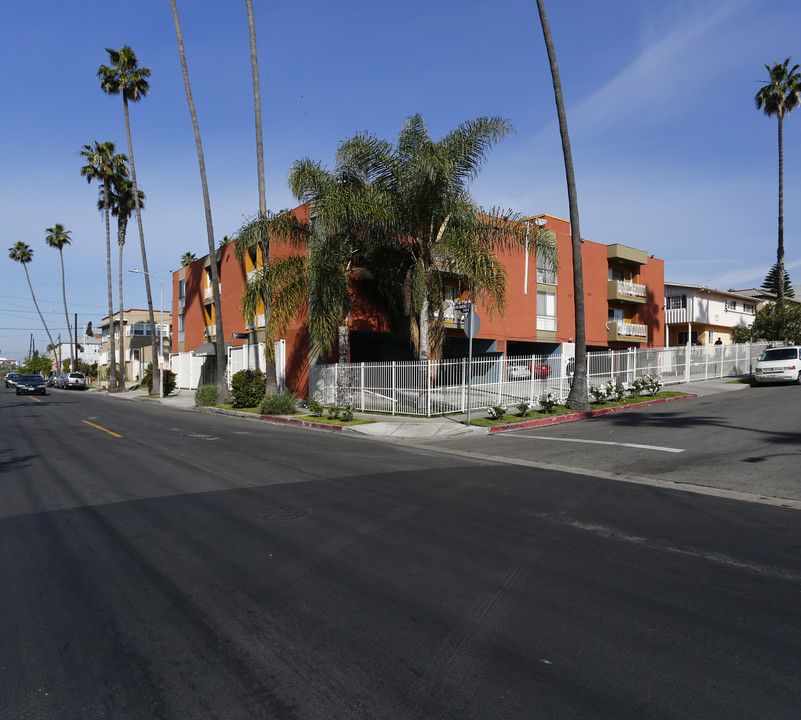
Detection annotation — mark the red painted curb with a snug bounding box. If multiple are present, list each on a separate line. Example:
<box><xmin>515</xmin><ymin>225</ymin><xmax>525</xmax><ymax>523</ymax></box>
<box><xmin>487</xmin><ymin>393</ymin><xmax>698</xmax><ymax>434</ymax></box>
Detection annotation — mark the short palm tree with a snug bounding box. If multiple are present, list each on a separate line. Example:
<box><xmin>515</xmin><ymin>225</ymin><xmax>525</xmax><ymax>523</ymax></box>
<box><xmin>332</xmin><ymin>114</ymin><xmax>527</xmax><ymax>363</ymax></box>
<box><xmin>98</xmin><ymin>45</ymin><xmax>159</xmax><ymax>387</ymax></box>
<box><xmin>755</xmin><ymin>58</ymin><xmax>801</xmax><ymax>302</ymax></box>
<box><xmin>287</xmin><ymin>159</ymin><xmax>386</xmax><ymax>364</ymax></box>
<box><xmin>536</xmin><ymin>0</ymin><xmax>589</xmax><ymax>411</ymax></box>
<box><xmin>80</xmin><ymin>141</ymin><xmax>129</xmax><ymax>390</ymax></box>
<box><xmin>45</xmin><ymin>223</ymin><xmax>74</xmax><ymax>371</ymax></box>
<box><xmin>169</xmin><ymin>0</ymin><xmax>229</xmax><ymax>401</ymax></box>
<box><xmin>233</xmin><ymin>211</ymin><xmax>308</xmax><ymax>391</ymax></box>
<box><xmin>8</xmin><ymin>242</ymin><xmax>58</xmax><ymax>355</ymax></box>
<box><xmin>181</xmin><ymin>252</ymin><xmax>196</xmax><ymax>267</ymax></box>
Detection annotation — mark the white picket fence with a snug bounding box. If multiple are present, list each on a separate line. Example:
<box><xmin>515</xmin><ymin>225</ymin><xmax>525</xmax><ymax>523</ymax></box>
<box><xmin>309</xmin><ymin>342</ymin><xmax>768</xmax><ymax>417</ymax></box>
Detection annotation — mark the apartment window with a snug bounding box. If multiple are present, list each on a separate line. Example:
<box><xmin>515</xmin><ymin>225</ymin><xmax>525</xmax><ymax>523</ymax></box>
<box><xmin>608</xmin><ymin>267</ymin><xmax>625</xmax><ymax>282</ymax></box>
<box><xmin>744</xmin><ymin>303</ymin><xmax>755</xmax><ymax>314</ymax></box>
<box><xmin>666</xmin><ymin>295</ymin><xmax>687</xmax><ymax>310</ymax></box>
<box><xmin>178</xmin><ymin>313</ymin><xmax>185</xmax><ymax>333</ymax></box>
<box><xmin>536</xmin><ymin>248</ymin><xmax>557</xmax><ymax>285</ymax></box>
<box><xmin>677</xmin><ymin>331</ymin><xmax>698</xmax><ymax>345</ymax></box>
<box><xmin>725</xmin><ymin>299</ymin><xmax>737</xmax><ymax>311</ymax></box>
<box><xmin>178</xmin><ymin>279</ymin><xmax>185</xmax><ymax>299</ymax></box>
<box><xmin>537</xmin><ymin>290</ymin><xmax>556</xmax><ymax>317</ymax></box>
<box><xmin>608</xmin><ymin>307</ymin><xmax>625</xmax><ymax>323</ymax></box>
<box><xmin>132</xmin><ymin>323</ymin><xmax>168</xmax><ymax>337</ymax></box>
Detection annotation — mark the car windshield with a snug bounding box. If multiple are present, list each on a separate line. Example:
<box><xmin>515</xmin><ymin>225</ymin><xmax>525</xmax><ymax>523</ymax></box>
<box><xmin>761</xmin><ymin>348</ymin><xmax>799</xmax><ymax>361</ymax></box>
<box><xmin>19</xmin><ymin>375</ymin><xmax>43</xmax><ymax>382</ymax></box>
<box><xmin>69</xmin><ymin>373</ymin><xmax>84</xmax><ymax>378</ymax></box>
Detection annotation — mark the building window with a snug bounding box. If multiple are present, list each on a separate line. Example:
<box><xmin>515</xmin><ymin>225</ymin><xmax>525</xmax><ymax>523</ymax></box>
<box><xmin>537</xmin><ymin>290</ymin><xmax>557</xmax><ymax>331</ymax></box>
<box><xmin>744</xmin><ymin>304</ymin><xmax>755</xmax><ymax>314</ymax></box>
<box><xmin>536</xmin><ymin>249</ymin><xmax>557</xmax><ymax>285</ymax></box>
<box><xmin>178</xmin><ymin>279</ymin><xmax>185</xmax><ymax>299</ymax></box>
<box><xmin>666</xmin><ymin>295</ymin><xmax>687</xmax><ymax>310</ymax></box>
<box><xmin>608</xmin><ymin>307</ymin><xmax>625</xmax><ymax>323</ymax></box>
<box><xmin>725</xmin><ymin>299</ymin><xmax>737</xmax><ymax>311</ymax></box>
<box><xmin>609</xmin><ymin>267</ymin><xmax>625</xmax><ymax>282</ymax></box>
<box><xmin>677</xmin><ymin>331</ymin><xmax>698</xmax><ymax>345</ymax></box>
<box><xmin>178</xmin><ymin>313</ymin><xmax>185</xmax><ymax>334</ymax></box>
<box><xmin>132</xmin><ymin>323</ymin><xmax>168</xmax><ymax>337</ymax></box>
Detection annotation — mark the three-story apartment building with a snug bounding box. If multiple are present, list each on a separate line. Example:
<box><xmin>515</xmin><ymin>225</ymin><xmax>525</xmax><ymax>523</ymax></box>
<box><xmin>171</xmin><ymin>208</ymin><xmax>665</xmax><ymax>395</ymax></box>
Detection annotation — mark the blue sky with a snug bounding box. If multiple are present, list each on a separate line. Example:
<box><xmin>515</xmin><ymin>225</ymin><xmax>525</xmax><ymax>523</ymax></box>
<box><xmin>1</xmin><ymin>0</ymin><xmax>800</xmax><ymax>362</ymax></box>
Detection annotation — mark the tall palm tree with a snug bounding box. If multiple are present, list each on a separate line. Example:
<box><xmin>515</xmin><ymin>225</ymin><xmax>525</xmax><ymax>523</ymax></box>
<box><xmin>100</xmin><ymin>175</ymin><xmax>145</xmax><ymax>388</ymax></box>
<box><xmin>536</xmin><ymin>0</ymin><xmax>589</xmax><ymax>411</ymax></box>
<box><xmin>97</xmin><ymin>46</ymin><xmax>160</xmax><ymax>389</ymax></box>
<box><xmin>169</xmin><ymin>0</ymin><xmax>229</xmax><ymax>401</ymax></box>
<box><xmin>755</xmin><ymin>58</ymin><xmax>801</xmax><ymax>302</ymax></box>
<box><xmin>44</xmin><ymin>223</ymin><xmax>74</xmax><ymax>371</ymax></box>
<box><xmin>181</xmin><ymin>252</ymin><xmax>196</xmax><ymax>267</ymax></box>
<box><xmin>80</xmin><ymin>141</ymin><xmax>128</xmax><ymax>390</ymax></box>
<box><xmin>333</xmin><ymin>114</ymin><xmax>526</xmax><ymax>363</ymax></box>
<box><xmin>8</xmin><ymin>242</ymin><xmax>58</xmax><ymax>356</ymax></box>
<box><xmin>245</xmin><ymin>0</ymin><xmax>266</xmax><ymax>219</ymax></box>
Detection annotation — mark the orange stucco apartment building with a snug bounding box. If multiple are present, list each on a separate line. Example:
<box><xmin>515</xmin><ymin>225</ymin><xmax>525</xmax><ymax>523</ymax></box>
<box><xmin>170</xmin><ymin>209</ymin><xmax>665</xmax><ymax>396</ymax></box>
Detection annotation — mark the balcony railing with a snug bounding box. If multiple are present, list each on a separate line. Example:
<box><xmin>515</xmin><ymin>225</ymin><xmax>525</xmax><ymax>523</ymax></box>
<box><xmin>607</xmin><ymin>321</ymin><xmax>647</xmax><ymax>342</ymax></box>
<box><xmin>537</xmin><ymin>315</ymin><xmax>557</xmax><ymax>332</ymax></box>
<box><xmin>607</xmin><ymin>279</ymin><xmax>647</xmax><ymax>303</ymax></box>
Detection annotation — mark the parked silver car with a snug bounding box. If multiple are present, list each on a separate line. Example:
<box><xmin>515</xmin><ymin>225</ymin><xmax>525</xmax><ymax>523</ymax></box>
<box><xmin>64</xmin><ymin>372</ymin><xmax>87</xmax><ymax>390</ymax></box>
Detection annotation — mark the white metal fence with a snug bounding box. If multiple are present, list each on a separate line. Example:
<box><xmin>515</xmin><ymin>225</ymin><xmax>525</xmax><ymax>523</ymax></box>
<box><xmin>309</xmin><ymin>342</ymin><xmax>768</xmax><ymax>417</ymax></box>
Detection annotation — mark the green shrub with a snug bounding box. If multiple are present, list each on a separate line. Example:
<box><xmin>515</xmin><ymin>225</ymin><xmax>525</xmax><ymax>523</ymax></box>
<box><xmin>516</xmin><ymin>401</ymin><xmax>531</xmax><ymax>417</ymax></box>
<box><xmin>327</xmin><ymin>405</ymin><xmax>341</xmax><ymax>419</ymax></box>
<box><xmin>589</xmin><ymin>385</ymin><xmax>608</xmax><ymax>404</ymax></box>
<box><xmin>307</xmin><ymin>398</ymin><xmax>324</xmax><ymax>417</ymax></box>
<box><xmin>142</xmin><ymin>363</ymin><xmax>177</xmax><ymax>396</ymax></box>
<box><xmin>340</xmin><ymin>401</ymin><xmax>354</xmax><ymax>422</ymax></box>
<box><xmin>487</xmin><ymin>404</ymin><xmax>506</xmax><ymax>420</ymax></box>
<box><xmin>195</xmin><ymin>384</ymin><xmax>218</xmax><ymax>407</ymax></box>
<box><xmin>231</xmin><ymin>369</ymin><xmax>265</xmax><ymax>408</ymax></box>
<box><xmin>260</xmin><ymin>389</ymin><xmax>297</xmax><ymax>415</ymax></box>
<box><xmin>540</xmin><ymin>391</ymin><xmax>558</xmax><ymax>413</ymax></box>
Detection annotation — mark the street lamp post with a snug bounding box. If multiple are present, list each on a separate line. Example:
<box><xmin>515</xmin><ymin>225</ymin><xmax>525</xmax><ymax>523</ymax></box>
<box><xmin>129</xmin><ymin>269</ymin><xmax>164</xmax><ymax>398</ymax></box>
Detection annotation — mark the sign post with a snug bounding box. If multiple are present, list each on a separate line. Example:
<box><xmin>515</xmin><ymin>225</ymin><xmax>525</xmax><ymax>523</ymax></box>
<box><xmin>455</xmin><ymin>302</ymin><xmax>480</xmax><ymax>425</ymax></box>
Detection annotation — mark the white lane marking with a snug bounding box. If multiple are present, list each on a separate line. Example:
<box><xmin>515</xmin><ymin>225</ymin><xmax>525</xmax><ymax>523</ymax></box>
<box><xmin>567</xmin><ymin>520</ymin><xmax>801</xmax><ymax>583</ymax></box>
<box><xmin>498</xmin><ymin>435</ymin><xmax>684</xmax><ymax>453</ymax></box>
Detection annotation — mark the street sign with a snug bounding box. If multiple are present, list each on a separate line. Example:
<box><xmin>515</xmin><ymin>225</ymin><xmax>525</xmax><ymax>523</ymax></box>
<box><xmin>463</xmin><ymin>310</ymin><xmax>480</xmax><ymax>339</ymax></box>
<box><xmin>232</xmin><ymin>332</ymin><xmax>249</xmax><ymax>339</ymax></box>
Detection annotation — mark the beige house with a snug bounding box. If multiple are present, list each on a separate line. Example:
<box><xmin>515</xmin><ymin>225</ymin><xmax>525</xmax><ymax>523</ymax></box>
<box><xmin>664</xmin><ymin>283</ymin><xmax>757</xmax><ymax>346</ymax></box>
<box><xmin>99</xmin><ymin>308</ymin><xmax>172</xmax><ymax>385</ymax></box>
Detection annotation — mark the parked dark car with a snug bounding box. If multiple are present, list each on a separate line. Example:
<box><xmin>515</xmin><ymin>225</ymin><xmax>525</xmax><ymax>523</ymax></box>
<box><xmin>5</xmin><ymin>372</ymin><xmax>21</xmax><ymax>388</ymax></box>
<box><xmin>16</xmin><ymin>374</ymin><xmax>47</xmax><ymax>395</ymax></box>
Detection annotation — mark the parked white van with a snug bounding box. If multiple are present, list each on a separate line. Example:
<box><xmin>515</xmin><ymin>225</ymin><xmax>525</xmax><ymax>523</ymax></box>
<box><xmin>753</xmin><ymin>345</ymin><xmax>801</xmax><ymax>384</ymax></box>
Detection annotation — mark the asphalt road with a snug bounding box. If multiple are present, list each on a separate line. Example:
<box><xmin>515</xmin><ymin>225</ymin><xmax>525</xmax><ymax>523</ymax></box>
<box><xmin>432</xmin><ymin>383</ymin><xmax>801</xmax><ymax>506</ymax></box>
<box><xmin>2</xmin><ymin>387</ymin><xmax>801</xmax><ymax>719</ymax></box>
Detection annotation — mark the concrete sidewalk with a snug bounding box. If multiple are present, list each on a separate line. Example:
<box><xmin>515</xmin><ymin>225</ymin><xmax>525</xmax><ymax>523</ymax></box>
<box><xmin>92</xmin><ymin>377</ymin><xmax>750</xmax><ymax>439</ymax></box>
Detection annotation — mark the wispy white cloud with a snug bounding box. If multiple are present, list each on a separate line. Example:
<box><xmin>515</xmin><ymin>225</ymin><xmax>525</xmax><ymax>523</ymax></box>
<box><xmin>568</xmin><ymin>0</ymin><xmax>756</xmax><ymax>136</ymax></box>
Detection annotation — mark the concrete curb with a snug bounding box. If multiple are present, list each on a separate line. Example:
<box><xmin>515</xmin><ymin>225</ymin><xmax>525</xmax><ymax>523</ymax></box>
<box><xmin>487</xmin><ymin>393</ymin><xmax>698</xmax><ymax>434</ymax></box>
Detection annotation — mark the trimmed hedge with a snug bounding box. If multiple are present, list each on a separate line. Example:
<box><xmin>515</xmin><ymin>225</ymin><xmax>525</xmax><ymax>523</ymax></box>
<box><xmin>231</xmin><ymin>369</ymin><xmax>266</xmax><ymax>408</ymax></box>
<box><xmin>195</xmin><ymin>384</ymin><xmax>218</xmax><ymax>407</ymax></box>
